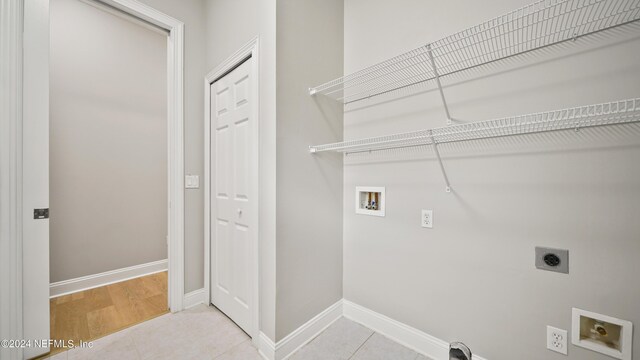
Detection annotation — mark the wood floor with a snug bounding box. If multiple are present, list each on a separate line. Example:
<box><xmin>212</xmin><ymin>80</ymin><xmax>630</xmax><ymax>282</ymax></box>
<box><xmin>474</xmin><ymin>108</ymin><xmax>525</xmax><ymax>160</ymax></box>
<box><xmin>49</xmin><ymin>271</ymin><xmax>168</xmax><ymax>355</ymax></box>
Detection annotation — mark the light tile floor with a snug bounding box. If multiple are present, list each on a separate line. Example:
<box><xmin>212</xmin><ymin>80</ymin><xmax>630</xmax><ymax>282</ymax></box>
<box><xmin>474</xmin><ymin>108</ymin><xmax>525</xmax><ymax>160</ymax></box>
<box><xmin>44</xmin><ymin>305</ymin><xmax>258</xmax><ymax>360</ymax></box>
<box><xmin>290</xmin><ymin>318</ymin><xmax>429</xmax><ymax>360</ymax></box>
<box><xmin>44</xmin><ymin>305</ymin><xmax>430</xmax><ymax>360</ymax></box>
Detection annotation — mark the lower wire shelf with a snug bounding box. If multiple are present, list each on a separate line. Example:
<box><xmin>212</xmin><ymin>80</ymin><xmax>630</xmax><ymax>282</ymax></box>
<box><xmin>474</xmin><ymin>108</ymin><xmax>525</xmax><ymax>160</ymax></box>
<box><xmin>309</xmin><ymin>98</ymin><xmax>640</xmax><ymax>154</ymax></box>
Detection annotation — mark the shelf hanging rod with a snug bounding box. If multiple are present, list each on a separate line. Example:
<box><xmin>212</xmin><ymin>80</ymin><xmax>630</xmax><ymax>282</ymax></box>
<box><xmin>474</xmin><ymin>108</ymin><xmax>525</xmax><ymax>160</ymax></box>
<box><xmin>429</xmin><ymin>130</ymin><xmax>452</xmax><ymax>193</ymax></box>
<box><xmin>426</xmin><ymin>44</ymin><xmax>453</xmax><ymax>126</ymax></box>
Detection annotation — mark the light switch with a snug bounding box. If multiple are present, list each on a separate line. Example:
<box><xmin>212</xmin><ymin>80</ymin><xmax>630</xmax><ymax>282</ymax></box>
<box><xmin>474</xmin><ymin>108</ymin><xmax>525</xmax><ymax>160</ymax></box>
<box><xmin>185</xmin><ymin>175</ymin><xmax>199</xmax><ymax>189</ymax></box>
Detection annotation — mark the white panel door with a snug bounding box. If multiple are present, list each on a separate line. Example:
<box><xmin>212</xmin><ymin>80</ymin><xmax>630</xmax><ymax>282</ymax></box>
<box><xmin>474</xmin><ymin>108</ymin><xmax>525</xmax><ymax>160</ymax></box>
<box><xmin>210</xmin><ymin>59</ymin><xmax>253</xmax><ymax>334</ymax></box>
<box><xmin>23</xmin><ymin>0</ymin><xmax>51</xmax><ymax>358</ymax></box>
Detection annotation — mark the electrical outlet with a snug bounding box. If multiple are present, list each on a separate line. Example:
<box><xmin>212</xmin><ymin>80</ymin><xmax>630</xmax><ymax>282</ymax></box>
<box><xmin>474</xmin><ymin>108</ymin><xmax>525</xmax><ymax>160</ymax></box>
<box><xmin>535</xmin><ymin>247</ymin><xmax>569</xmax><ymax>274</ymax></box>
<box><xmin>547</xmin><ymin>326</ymin><xmax>568</xmax><ymax>355</ymax></box>
<box><xmin>185</xmin><ymin>175</ymin><xmax>200</xmax><ymax>189</ymax></box>
<box><xmin>421</xmin><ymin>209</ymin><xmax>433</xmax><ymax>228</ymax></box>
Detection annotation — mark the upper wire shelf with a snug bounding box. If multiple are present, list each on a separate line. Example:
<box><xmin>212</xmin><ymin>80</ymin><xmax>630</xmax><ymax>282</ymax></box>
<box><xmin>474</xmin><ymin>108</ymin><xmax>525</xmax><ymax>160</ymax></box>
<box><xmin>309</xmin><ymin>0</ymin><xmax>640</xmax><ymax>104</ymax></box>
<box><xmin>309</xmin><ymin>99</ymin><xmax>640</xmax><ymax>153</ymax></box>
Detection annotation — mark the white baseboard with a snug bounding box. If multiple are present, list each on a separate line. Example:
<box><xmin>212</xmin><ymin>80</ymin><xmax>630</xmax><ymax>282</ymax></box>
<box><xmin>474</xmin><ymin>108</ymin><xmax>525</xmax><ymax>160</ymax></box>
<box><xmin>276</xmin><ymin>300</ymin><xmax>343</xmax><ymax>359</ymax></box>
<box><xmin>49</xmin><ymin>259</ymin><xmax>168</xmax><ymax>298</ymax></box>
<box><xmin>183</xmin><ymin>288</ymin><xmax>206</xmax><ymax>309</ymax></box>
<box><xmin>257</xmin><ymin>299</ymin><xmax>343</xmax><ymax>360</ymax></box>
<box><xmin>343</xmin><ymin>300</ymin><xmax>488</xmax><ymax>360</ymax></box>
<box><xmin>258</xmin><ymin>332</ymin><xmax>276</xmax><ymax>360</ymax></box>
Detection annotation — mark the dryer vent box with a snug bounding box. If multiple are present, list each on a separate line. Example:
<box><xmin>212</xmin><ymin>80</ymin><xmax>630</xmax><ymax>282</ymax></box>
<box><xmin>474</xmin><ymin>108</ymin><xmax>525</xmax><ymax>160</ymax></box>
<box><xmin>356</xmin><ymin>186</ymin><xmax>385</xmax><ymax>217</ymax></box>
<box><xmin>572</xmin><ymin>308</ymin><xmax>633</xmax><ymax>360</ymax></box>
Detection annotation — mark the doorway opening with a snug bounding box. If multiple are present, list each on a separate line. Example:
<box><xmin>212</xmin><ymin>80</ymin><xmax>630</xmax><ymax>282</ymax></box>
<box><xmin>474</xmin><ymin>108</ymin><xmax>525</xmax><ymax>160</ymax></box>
<box><xmin>48</xmin><ymin>0</ymin><xmax>169</xmax><ymax>355</ymax></box>
<box><xmin>19</xmin><ymin>0</ymin><xmax>184</xmax><ymax>357</ymax></box>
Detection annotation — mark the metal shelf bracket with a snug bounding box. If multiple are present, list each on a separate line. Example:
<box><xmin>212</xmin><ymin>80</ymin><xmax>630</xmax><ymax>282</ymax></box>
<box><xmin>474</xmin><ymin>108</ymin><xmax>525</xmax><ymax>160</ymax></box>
<box><xmin>428</xmin><ymin>130</ymin><xmax>452</xmax><ymax>193</ymax></box>
<box><xmin>426</xmin><ymin>44</ymin><xmax>453</xmax><ymax>126</ymax></box>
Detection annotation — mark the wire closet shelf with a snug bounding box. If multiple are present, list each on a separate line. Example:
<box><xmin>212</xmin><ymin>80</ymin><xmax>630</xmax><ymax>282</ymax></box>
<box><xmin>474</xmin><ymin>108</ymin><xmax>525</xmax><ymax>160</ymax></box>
<box><xmin>308</xmin><ymin>99</ymin><xmax>640</xmax><ymax>154</ymax></box>
<box><xmin>309</xmin><ymin>0</ymin><xmax>640</xmax><ymax>104</ymax></box>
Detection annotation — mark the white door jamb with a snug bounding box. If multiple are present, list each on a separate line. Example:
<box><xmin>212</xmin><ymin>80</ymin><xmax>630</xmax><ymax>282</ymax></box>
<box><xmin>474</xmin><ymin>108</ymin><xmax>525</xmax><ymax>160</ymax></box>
<box><xmin>0</xmin><ymin>1</ymin><xmax>25</xmax><ymax>359</ymax></box>
<box><xmin>84</xmin><ymin>0</ymin><xmax>186</xmax><ymax>313</ymax></box>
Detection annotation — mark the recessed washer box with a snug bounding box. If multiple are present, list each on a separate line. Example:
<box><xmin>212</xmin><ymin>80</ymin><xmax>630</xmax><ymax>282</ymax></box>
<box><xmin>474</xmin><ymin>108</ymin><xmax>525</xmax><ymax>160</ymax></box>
<box><xmin>355</xmin><ymin>186</ymin><xmax>385</xmax><ymax>217</ymax></box>
<box><xmin>572</xmin><ymin>308</ymin><xmax>633</xmax><ymax>360</ymax></box>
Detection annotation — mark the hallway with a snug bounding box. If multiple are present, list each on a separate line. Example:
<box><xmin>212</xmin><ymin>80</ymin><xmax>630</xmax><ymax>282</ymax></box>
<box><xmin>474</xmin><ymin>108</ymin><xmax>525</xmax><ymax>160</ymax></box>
<box><xmin>49</xmin><ymin>272</ymin><xmax>168</xmax><ymax>356</ymax></box>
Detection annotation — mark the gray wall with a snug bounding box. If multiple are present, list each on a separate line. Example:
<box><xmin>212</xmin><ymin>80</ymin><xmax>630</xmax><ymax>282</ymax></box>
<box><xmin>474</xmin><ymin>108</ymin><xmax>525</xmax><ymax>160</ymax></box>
<box><xmin>343</xmin><ymin>1</ymin><xmax>640</xmax><ymax>360</ymax></box>
<box><xmin>275</xmin><ymin>0</ymin><xmax>344</xmax><ymax>341</ymax></box>
<box><xmin>205</xmin><ymin>0</ymin><xmax>278</xmax><ymax>340</ymax></box>
<box><xmin>50</xmin><ymin>0</ymin><xmax>167</xmax><ymax>282</ymax></box>
<box><xmin>136</xmin><ymin>0</ymin><xmax>207</xmax><ymax>293</ymax></box>
<box><xmin>204</xmin><ymin>0</ymin><xmax>344</xmax><ymax>342</ymax></box>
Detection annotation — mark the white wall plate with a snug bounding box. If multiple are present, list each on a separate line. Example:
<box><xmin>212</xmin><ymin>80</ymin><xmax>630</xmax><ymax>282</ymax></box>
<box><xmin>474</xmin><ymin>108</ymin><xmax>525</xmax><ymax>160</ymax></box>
<box><xmin>355</xmin><ymin>186</ymin><xmax>385</xmax><ymax>217</ymax></box>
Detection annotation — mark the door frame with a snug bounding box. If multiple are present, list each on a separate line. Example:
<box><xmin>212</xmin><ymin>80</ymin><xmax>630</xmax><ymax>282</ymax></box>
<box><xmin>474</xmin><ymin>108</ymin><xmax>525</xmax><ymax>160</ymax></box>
<box><xmin>204</xmin><ymin>36</ymin><xmax>260</xmax><ymax>344</ymax></box>
<box><xmin>96</xmin><ymin>0</ymin><xmax>187</xmax><ymax>314</ymax></box>
<box><xmin>15</xmin><ymin>0</ymin><xmax>186</xmax><ymax>334</ymax></box>
<box><xmin>1</xmin><ymin>1</ymin><xmax>26</xmax><ymax>359</ymax></box>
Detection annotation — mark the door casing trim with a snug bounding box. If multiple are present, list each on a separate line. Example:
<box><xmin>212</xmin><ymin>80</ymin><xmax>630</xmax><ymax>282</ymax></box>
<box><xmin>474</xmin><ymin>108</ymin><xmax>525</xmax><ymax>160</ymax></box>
<box><xmin>72</xmin><ymin>0</ymin><xmax>186</xmax><ymax>313</ymax></box>
<box><xmin>0</xmin><ymin>0</ymin><xmax>25</xmax><ymax>358</ymax></box>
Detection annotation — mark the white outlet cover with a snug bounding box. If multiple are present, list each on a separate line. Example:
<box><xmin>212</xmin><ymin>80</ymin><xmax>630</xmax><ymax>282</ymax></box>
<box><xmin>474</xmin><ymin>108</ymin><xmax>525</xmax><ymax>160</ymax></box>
<box><xmin>421</xmin><ymin>209</ymin><xmax>433</xmax><ymax>228</ymax></box>
<box><xmin>547</xmin><ymin>326</ymin><xmax>568</xmax><ymax>355</ymax></box>
<box><xmin>185</xmin><ymin>175</ymin><xmax>199</xmax><ymax>189</ymax></box>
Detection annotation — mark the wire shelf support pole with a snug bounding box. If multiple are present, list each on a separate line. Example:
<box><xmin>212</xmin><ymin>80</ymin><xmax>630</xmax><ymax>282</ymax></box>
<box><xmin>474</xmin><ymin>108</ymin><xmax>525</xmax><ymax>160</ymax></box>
<box><xmin>426</xmin><ymin>44</ymin><xmax>454</xmax><ymax>126</ymax></box>
<box><xmin>429</xmin><ymin>130</ymin><xmax>452</xmax><ymax>193</ymax></box>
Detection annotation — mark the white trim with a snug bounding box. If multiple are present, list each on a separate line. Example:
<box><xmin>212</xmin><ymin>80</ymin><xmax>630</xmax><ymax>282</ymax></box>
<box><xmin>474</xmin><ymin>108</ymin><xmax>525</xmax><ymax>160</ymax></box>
<box><xmin>343</xmin><ymin>300</ymin><xmax>488</xmax><ymax>360</ymax></box>
<box><xmin>258</xmin><ymin>299</ymin><xmax>488</xmax><ymax>360</ymax></box>
<box><xmin>258</xmin><ymin>332</ymin><xmax>276</xmax><ymax>360</ymax></box>
<box><xmin>77</xmin><ymin>0</ymin><xmax>168</xmax><ymax>35</ymax></box>
<box><xmin>97</xmin><ymin>0</ymin><xmax>181</xmax><ymax>29</ymax></box>
<box><xmin>183</xmin><ymin>288</ymin><xmax>206</xmax><ymax>309</ymax></box>
<box><xmin>49</xmin><ymin>259</ymin><xmax>168</xmax><ymax>298</ymax></box>
<box><xmin>257</xmin><ymin>300</ymin><xmax>343</xmax><ymax>360</ymax></box>
<box><xmin>277</xmin><ymin>300</ymin><xmax>343</xmax><ymax>359</ymax></box>
<box><xmin>205</xmin><ymin>36</ymin><xmax>261</xmax><ymax>345</ymax></box>
<box><xmin>92</xmin><ymin>0</ymin><xmax>185</xmax><ymax>313</ymax></box>
<box><xmin>0</xmin><ymin>1</ymin><xmax>24</xmax><ymax>359</ymax></box>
